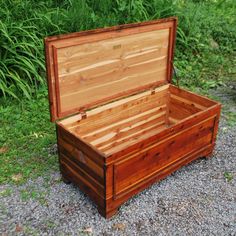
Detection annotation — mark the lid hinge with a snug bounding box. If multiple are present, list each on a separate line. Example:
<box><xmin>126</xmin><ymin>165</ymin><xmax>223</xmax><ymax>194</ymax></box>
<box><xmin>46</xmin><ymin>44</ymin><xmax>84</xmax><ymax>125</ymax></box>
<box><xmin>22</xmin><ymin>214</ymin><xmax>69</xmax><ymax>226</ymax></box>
<box><xmin>151</xmin><ymin>87</ymin><xmax>156</xmax><ymax>95</ymax></box>
<box><xmin>79</xmin><ymin>108</ymin><xmax>87</xmax><ymax>120</ymax></box>
<box><xmin>172</xmin><ymin>62</ymin><xmax>180</xmax><ymax>88</ymax></box>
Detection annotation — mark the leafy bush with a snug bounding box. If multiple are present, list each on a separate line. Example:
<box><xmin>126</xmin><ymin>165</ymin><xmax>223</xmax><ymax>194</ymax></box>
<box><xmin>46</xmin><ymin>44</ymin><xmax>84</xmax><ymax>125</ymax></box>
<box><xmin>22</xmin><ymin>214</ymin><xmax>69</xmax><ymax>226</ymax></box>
<box><xmin>0</xmin><ymin>0</ymin><xmax>235</xmax><ymax>98</ymax></box>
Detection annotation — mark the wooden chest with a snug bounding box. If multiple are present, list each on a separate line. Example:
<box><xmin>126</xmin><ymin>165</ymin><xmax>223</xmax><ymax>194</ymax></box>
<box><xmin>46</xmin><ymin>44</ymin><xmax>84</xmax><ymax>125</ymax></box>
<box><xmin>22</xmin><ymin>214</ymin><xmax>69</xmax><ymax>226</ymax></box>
<box><xmin>44</xmin><ymin>17</ymin><xmax>221</xmax><ymax>218</ymax></box>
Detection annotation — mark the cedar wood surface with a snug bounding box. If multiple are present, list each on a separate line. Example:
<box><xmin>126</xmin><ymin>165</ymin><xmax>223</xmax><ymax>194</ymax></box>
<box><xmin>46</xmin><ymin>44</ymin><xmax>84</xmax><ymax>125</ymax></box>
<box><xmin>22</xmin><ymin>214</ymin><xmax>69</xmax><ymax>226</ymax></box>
<box><xmin>45</xmin><ymin>17</ymin><xmax>177</xmax><ymax>121</ymax></box>
<box><xmin>56</xmin><ymin>85</ymin><xmax>221</xmax><ymax>218</ymax></box>
<box><xmin>45</xmin><ymin>17</ymin><xmax>221</xmax><ymax>218</ymax></box>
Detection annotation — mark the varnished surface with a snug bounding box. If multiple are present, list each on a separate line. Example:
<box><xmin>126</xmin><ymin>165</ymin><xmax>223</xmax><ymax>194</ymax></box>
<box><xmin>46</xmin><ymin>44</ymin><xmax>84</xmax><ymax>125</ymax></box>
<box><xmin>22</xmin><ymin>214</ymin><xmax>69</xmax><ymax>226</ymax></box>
<box><xmin>57</xmin><ymin>29</ymin><xmax>169</xmax><ymax>113</ymax></box>
<box><xmin>113</xmin><ymin>116</ymin><xmax>215</xmax><ymax>197</ymax></box>
<box><xmin>63</xmin><ymin>85</ymin><xmax>218</xmax><ymax>156</ymax></box>
<box><xmin>105</xmin><ymin>143</ymin><xmax>215</xmax><ymax>215</ymax></box>
<box><xmin>57</xmin><ymin>84</ymin><xmax>221</xmax><ymax>218</ymax></box>
<box><xmin>47</xmin><ymin>17</ymin><xmax>221</xmax><ymax>218</ymax></box>
<box><xmin>45</xmin><ymin>18</ymin><xmax>177</xmax><ymax>121</ymax></box>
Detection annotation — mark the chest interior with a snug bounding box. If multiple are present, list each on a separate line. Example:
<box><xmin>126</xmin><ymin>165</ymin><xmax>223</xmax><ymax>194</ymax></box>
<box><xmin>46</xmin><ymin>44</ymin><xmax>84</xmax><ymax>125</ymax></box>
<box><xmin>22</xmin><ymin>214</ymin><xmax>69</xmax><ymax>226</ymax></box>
<box><xmin>45</xmin><ymin>17</ymin><xmax>217</xmax><ymax>156</ymax></box>
<box><xmin>59</xmin><ymin>84</ymin><xmax>217</xmax><ymax>156</ymax></box>
<box><xmin>45</xmin><ymin>17</ymin><xmax>221</xmax><ymax>219</ymax></box>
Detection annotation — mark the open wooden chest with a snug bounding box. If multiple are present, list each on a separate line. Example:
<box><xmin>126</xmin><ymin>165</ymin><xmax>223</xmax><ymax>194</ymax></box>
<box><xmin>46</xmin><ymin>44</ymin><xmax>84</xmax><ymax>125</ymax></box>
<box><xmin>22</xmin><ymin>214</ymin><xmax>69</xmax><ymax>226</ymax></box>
<box><xmin>44</xmin><ymin>17</ymin><xmax>221</xmax><ymax>218</ymax></box>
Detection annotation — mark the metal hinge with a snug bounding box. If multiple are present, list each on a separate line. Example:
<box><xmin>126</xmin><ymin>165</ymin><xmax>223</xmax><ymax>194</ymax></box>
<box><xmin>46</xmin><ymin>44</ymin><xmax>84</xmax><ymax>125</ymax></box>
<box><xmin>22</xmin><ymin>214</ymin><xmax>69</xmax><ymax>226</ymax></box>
<box><xmin>79</xmin><ymin>108</ymin><xmax>87</xmax><ymax>120</ymax></box>
<box><xmin>151</xmin><ymin>87</ymin><xmax>156</xmax><ymax>95</ymax></box>
<box><xmin>172</xmin><ymin>62</ymin><xmax>180</xmax><ymax>88</ymax></box>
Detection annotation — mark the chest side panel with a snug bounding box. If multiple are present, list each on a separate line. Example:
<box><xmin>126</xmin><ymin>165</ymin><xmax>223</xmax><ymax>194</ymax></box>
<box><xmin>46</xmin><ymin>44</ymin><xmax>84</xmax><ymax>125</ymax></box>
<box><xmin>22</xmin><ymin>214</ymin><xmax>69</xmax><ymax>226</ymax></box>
<box><xmin>113</xmin><ymin>116</ymin><xmax>216</xmax><ymax>198</ymax></box>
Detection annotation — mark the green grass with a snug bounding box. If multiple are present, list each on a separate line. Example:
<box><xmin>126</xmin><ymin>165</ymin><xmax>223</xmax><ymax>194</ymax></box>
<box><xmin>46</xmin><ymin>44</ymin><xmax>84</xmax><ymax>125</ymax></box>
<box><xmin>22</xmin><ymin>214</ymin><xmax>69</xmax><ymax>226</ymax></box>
<box><xmin>20</xmin><ymin>187</ymin><xmax>48</xmax><ymax>204</ymax></box>
<box><xmin>224</xmin><ymin>172</ymin><xmax>234</xmax><ymax>182</ymax></box>
<box><xmin>0</xmin><ymin>0</ymin><xmax>236</xmax><ymax>184</ymax></box>
<box><xmin>0</xmin><ymin>88</ymin><xmax>58</xmax><ymax>184</ymax></box>
<box><xmin>0</xmin><ymin>188</ymin><xmax>13</xmax><ymax>197</ymax></box>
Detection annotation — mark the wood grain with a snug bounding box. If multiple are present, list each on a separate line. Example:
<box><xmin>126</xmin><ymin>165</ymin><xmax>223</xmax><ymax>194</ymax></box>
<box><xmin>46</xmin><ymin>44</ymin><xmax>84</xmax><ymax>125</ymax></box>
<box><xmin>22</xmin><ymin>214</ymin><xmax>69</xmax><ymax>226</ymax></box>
<box><xmin>105</xmin><ymin>143</ymin><xmax>215</xmax><ymax>215</ymax></box>
<box><xmin>57</xmin><ymin>80</ymin><xmax>221</xmax><ymax>219</ymax></box>
<box><xmin>48</xmin><ymin>17</ymin><xmax>221</xmax><ymax>219</ymax></box>
<box><xmin>45</xmin><ymin>18</ymin><xmax>177</xmax><ymax>121</ymax></box>
<box><xmin>61</xmin><ymin>84</ymin><xmax>219</xmax><ymax>156</ymax></box>
<box><xmin>57</xmin><ymin>29</ymin><xmax>169</xmax><ymax>115</ymax></box>
<box><xmin>67</xmin><ymin>87</ymin><xmax>169</xmax><ymax>131</ymax></box>
<box><xmin>104</xmin><ymin>85</ymin><xmax>220</xmax><ymax>162</ymax></box>
<box><xmin>113</xmin><ymin>116</ymin><xmax>215</xmax><ymax>197</ymax></box>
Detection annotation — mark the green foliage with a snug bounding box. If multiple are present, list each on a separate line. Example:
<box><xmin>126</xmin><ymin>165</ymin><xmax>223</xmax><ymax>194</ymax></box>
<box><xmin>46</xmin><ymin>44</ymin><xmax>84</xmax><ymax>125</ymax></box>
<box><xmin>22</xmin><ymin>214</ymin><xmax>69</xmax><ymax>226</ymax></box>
<box><xmin>0</xmin><ymin>0</ymin><xmax>235</xmax><ymax>98</ymax></box>
<box><xmin>0</xmin><ymin>89</ymin><xmax>58</xmax><ymax>184</ymax></box>
<box><xmin>0</xmin><ymin>0</ymin><xmax>67</xmax><ymax>99</ymax></box>
<box><xmin>0</xmin><ymin>0</ymin><xmax>236</xmax><ymax>184</ymax></box>
<box><xmin>225</xmin><ymin>111</ymin><xmax>236</xmax><ymax>127</ymax></box>
<box><xmin>224</xmin><ymin>172</ymin><xmax>234</xmax><ymax>182</ymax></box>
<box><xmin>0</xmin><ymin>188</ymin><xmax>12</xmax><ymax>197</ymax></box>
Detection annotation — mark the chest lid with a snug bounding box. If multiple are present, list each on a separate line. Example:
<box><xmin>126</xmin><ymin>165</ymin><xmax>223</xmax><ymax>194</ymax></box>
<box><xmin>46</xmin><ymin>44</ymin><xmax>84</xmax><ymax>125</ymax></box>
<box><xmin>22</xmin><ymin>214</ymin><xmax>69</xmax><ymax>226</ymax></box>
<box><xmin>45</xmin><ymin>17</ymin><xmax>177</xmax><ymax>122</ymax></box>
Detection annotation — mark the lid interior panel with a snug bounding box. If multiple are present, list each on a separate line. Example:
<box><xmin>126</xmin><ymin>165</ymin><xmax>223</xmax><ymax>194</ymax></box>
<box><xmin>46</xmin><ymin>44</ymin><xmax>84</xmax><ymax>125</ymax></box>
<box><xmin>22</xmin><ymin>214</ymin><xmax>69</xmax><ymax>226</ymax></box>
<box><xmin>45</xmin><ymin>18</ymin><xmax>177</xmax><ymax>121</ymax></box>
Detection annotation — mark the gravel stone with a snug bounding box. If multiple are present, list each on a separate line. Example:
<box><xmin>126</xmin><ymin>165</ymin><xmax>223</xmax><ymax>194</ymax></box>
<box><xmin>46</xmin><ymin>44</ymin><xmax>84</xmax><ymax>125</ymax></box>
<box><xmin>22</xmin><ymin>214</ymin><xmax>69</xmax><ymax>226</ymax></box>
<box><xmin>1</xmin><ymin>82</ymin><xmax>236</xmax><ymax>235</ymax></box>
<box><xmin>0</xmin><ymin>121</ymin><xmax>235</xmax><ymax>236</ymax></box>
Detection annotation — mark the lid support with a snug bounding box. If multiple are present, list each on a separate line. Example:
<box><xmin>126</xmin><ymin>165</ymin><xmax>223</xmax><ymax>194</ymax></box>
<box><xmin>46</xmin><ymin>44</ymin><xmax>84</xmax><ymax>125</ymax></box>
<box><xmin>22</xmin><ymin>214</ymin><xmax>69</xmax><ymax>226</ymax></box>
<box><xmin>79</xmin><ymin>108</ymin><xmax>87</xmax><ymax>120</ymax></box>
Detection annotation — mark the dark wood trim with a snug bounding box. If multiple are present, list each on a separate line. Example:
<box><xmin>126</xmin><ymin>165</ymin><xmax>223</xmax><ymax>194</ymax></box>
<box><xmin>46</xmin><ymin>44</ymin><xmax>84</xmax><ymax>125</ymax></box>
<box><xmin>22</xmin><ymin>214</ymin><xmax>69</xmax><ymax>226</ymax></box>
<box><xmin>52</xmin><ymin>46</ymin><xmax>61</xmax><ymax>117</ymax></box>
<box><xmin>44</xmin><ymin>40</ymin><xmax>56</xmax><ymax>122</ymax></box>
<box><xmin>45</xmin><ymin>17</ymin><xmax>177</xmax><ymax>42</ymax></box>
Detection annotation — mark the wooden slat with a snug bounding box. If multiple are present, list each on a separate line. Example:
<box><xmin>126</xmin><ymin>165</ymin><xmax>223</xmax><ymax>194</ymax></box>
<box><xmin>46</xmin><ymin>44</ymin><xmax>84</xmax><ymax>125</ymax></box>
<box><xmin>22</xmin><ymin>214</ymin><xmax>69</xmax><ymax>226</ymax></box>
<box><xmin>94</xmin><ymin>112</ymin><xmax>166</xmax><ymax>147</ymax></box>
<box><xmin>60</xmin><ymin>68</ymin><xmax>167</xmax><ymax>112</ymax></box>
<box><xmin>169</xmin><ymin>85</ymin><xmax>216</xmax><ymax>108</ymax></box>
<box><xmin>170</xmin><ymin>96</ymin><xmax>201</xmax><ymax>116</ymax></box>
<box><xmin>58</xmin><ymin>137</ymin><xmax>104</xmax><ymax>181</ymax></box>
<box><xmin>106</xmin><ymin>104</ymin><xmax>220</xmax><ymax>163</ymax></box>
<box><xmin>170</xmin><ymin>94</ymin><xmax>206</xmax><ymax>110</ymax></box>
<box><xmin>59</xmin><ymin>57</ymin><xmax>167</xmax><ymax>93</ymax></box>
<box><xmin>45</xmin><ymin>18</ymin><xmax>177</xmax><ymax>121</ymax></box>
<box><xmin>56</xmin><ymin>124</ymin><xmax>106</xmax><ymax>165</ymax></box>
<box><xmin>114</xmin><ymin>116</ymin><xmax>215</xmax><ymax>196</ymax></box>
<box><xmin>59</xmin><ymin>84</ymin><xmax>169</xmax><ymax>127</ymax></box>
<box><xmin>71</xmin><ymin>92</ymin><xmax>168</xmax><ymax>135</ymax></box>
<box><xmin>169</xmin><ymin>102</ymin><xmax>191</xmax><ymax>120</ymax></box>
<box><xmin>57</xmin><ymin>30</ymin><xmax>168</xmax><ymax>74</ymax></box>
<box><xmin>82</xmin><ymin>107</ymin><xmax>166</xmax><ymax>142</ymax></box>
<box><xmin>100</xmin><ymin>121</ymin><xmax>166</xmax><ymax>152</ymax></box>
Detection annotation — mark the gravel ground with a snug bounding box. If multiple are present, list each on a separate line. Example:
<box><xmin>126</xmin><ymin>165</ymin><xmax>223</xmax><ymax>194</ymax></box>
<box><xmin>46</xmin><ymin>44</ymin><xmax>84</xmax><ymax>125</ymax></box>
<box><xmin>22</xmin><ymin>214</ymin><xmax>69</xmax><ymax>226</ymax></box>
<box><xmin>0</xmin><ymin>121</ymin><xmax>235</xmax><ymax>236</ymax></box>
<box><xmin>1</xmin><ymin>84</ymin><xmax>236</xmax><ymax>235</ymax></box>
